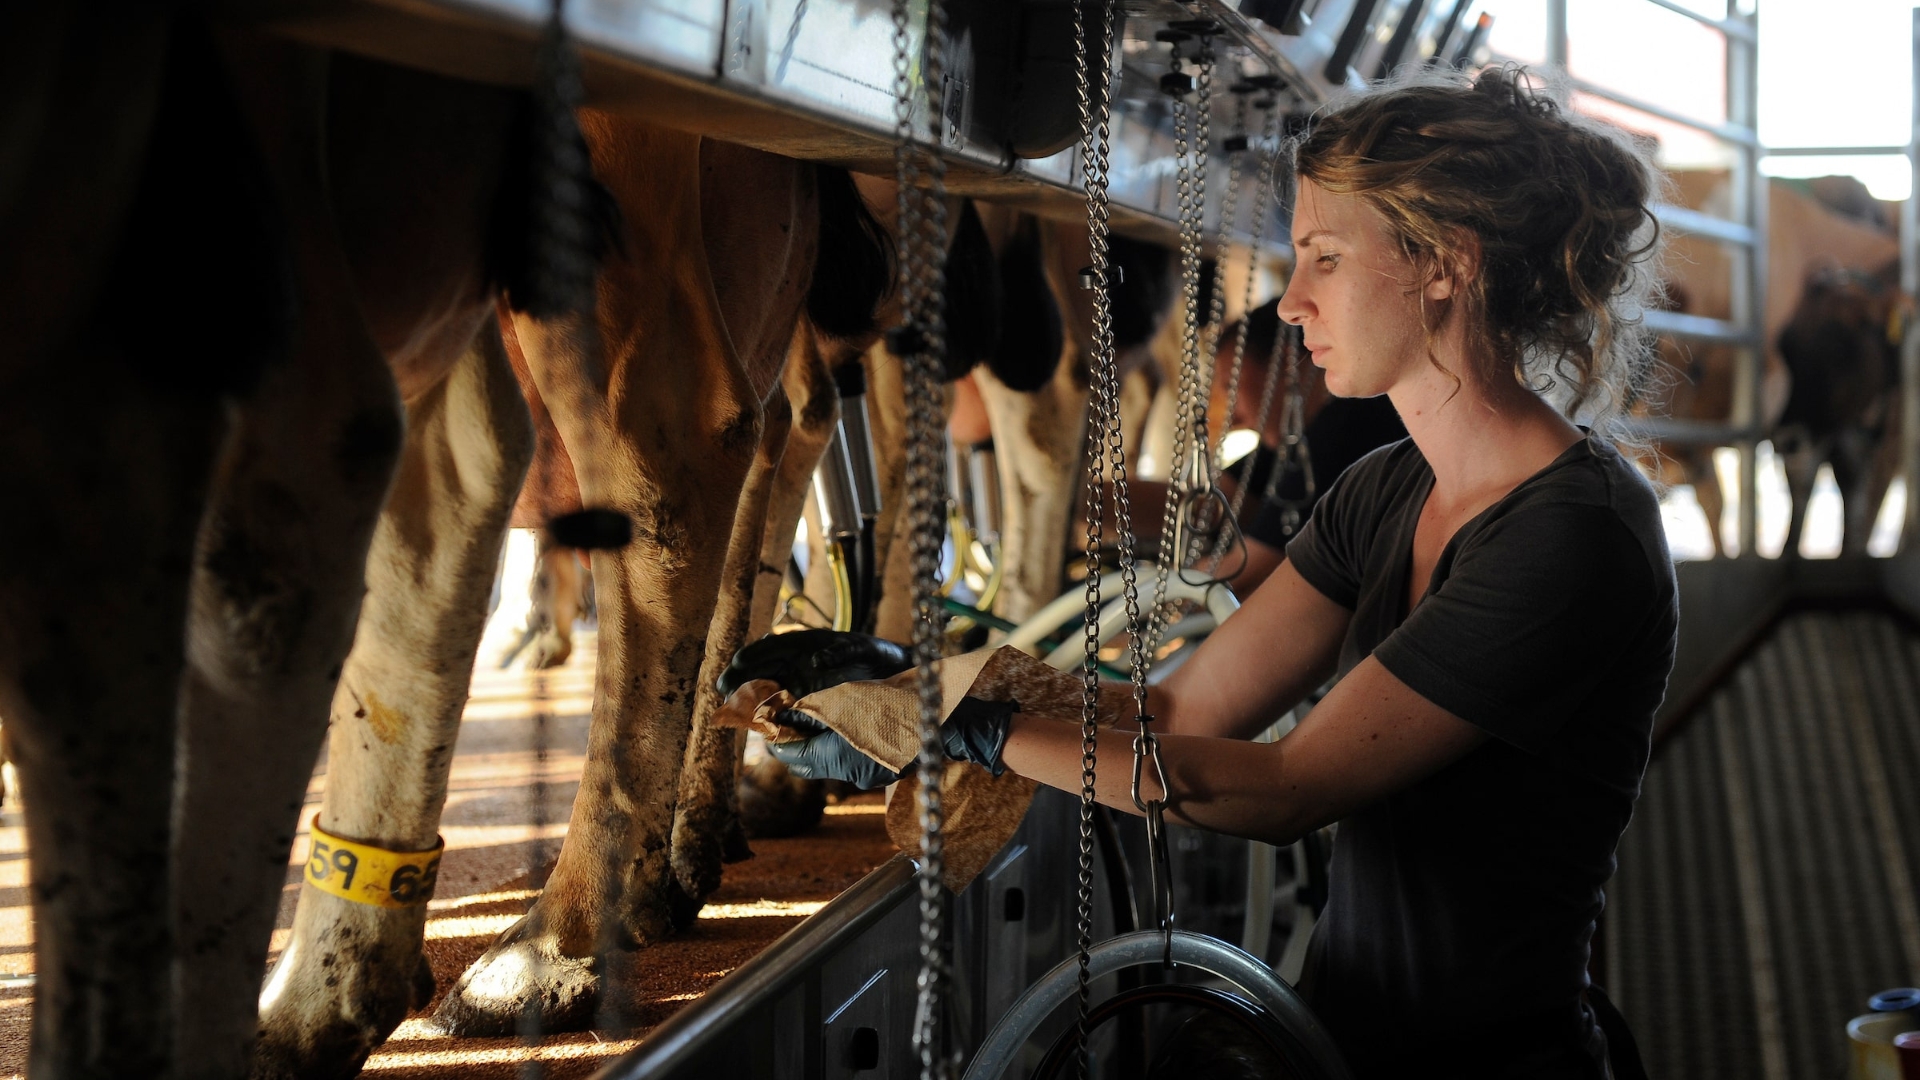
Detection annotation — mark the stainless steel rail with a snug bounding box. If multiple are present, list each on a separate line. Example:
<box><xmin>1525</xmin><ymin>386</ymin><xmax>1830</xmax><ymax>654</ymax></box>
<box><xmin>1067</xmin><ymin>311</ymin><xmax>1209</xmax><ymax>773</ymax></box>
<box><xmin>1643</xmin><ymin>309</ymin><xmax>1760</xmax><ymax>347</ymax></box>
<box><xmin>1654</xmin><ymin>203</ymin><xmax>1758</xmax><ymax>247</ymax></box>
<box><xmin>1530</xmin><ymin>0</ymin><xmax>1765</xmax><ymax>556</ymax></box>
<box><xmin>595</xmin><ymin>854</ymin><xmax>919</xmax><ymax>1079</ymax></box>
<box><xmin>236</xmin><ymin>0</ymin><xmax>1300</xmax><ymax>247</ymax></box>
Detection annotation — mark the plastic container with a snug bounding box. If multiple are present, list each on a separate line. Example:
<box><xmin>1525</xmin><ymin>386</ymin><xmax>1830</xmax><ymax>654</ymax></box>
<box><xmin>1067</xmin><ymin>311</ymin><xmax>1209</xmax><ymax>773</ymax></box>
<box><xmin>1891</xmin><ymin>1031</ymin><xmax>1920</xmax><ymax>1080</ymax></box>
<box><xmin>1850</xmin><ymin>1012</ymin><xmax>1911</xmax><ymax>1080</ymax></box>
<box><xmin>1876</xmin><ymin>989</ymin><xmax>1920</xmax><ymax>1028</ymax></box>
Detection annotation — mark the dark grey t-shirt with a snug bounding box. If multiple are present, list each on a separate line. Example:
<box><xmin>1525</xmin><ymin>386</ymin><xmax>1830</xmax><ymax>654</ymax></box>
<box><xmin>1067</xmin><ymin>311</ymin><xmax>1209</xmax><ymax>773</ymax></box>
<box><xmin>1286</xmin><ymin>435</ymin><xmax>1677</xmax><ymax>1077</ymax></box>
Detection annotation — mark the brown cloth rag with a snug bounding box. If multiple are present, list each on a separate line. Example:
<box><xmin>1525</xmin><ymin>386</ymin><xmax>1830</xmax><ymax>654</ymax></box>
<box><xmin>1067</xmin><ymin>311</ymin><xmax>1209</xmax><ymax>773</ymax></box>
<box><xmin>714</xmin><ymin>645</ymin><xmax>1141</xmax><ymax>890</ymax></box>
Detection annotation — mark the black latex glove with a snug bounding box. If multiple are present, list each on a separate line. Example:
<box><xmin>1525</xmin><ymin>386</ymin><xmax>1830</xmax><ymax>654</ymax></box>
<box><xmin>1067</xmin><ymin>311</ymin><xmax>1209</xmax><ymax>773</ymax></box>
<box><xmin>719</xmin><ymin>629</ymin><xmax>913</xmax><ymax>699</ymax></box>
<box><xmin>765</xmin><ymin>726</ymin><xmax>902</xmax><ymax>790</ymax></box>
<box><xmin>764</xmin><ymin>696</ymin><xmax>1017</xmax><ymax>788</ymax></box>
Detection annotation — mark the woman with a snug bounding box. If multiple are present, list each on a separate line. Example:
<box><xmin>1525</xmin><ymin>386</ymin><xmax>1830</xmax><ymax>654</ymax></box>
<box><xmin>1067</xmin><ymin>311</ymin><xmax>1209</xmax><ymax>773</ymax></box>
<box><xmin>1212</xmin><ymin>298</ymin><xmax>1406</xmax><ymax>591</ymax></box>
<box><xmin>748</xmin><ymin>68</ymin><xmax>1675</xmax><ymax>1078</ymax></box>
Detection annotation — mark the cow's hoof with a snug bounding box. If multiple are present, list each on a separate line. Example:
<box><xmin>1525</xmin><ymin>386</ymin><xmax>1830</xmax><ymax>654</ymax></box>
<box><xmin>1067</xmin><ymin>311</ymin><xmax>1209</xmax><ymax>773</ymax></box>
<box><xmin>663</xmin><ymin>875</ymin><xmax>704</xmax><ymax>933</ymax></box>
<box><xmin>737</xmin><ymin>756</ymin><xmax>826</xmax><ymax>839</ymax></box>
<box><xmin>253</xmin><ymin>911</ymin><xmax>427</xmax><ymax>1080</ymax></box>
<box><xmin>428</xmin><ymin>920</ymin><xmax>600</xmax><ymax>1037</ymax></box>
<box><xmin>527</xmin><ymin>631</ymin><xmax>572</xmax><ymax>670</ymax></box>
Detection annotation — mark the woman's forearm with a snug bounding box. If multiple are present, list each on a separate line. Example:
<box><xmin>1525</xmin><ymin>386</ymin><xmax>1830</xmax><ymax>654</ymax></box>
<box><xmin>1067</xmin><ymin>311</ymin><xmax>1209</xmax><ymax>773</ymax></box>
<box><xmin>1001</xmin><ymin>711</ymin><xmax>1321</xmax><ymax>847</ymax></box>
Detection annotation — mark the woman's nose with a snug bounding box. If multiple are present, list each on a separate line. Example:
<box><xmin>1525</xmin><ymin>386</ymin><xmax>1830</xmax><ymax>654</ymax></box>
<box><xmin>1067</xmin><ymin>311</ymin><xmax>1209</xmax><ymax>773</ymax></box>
<box><xmin>1276</xmin><ymin>273</ymin><xmax>1308</xmax><ymax>325</ymax></box>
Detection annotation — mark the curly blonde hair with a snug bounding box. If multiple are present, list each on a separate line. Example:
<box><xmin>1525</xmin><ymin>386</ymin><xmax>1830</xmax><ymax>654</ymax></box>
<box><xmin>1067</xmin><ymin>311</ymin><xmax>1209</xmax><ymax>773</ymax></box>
<box><xmin>1294</xmin><ymin>65</ymin><xmax>1663</xmax><ymax>428</ymax></box>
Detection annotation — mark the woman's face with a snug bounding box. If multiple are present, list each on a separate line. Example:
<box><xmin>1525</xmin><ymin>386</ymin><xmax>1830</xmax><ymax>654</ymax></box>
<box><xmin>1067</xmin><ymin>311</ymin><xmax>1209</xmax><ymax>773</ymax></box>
<box><xmin>1276</xmin><ymin>180</ymin><xmax>1439</xmax><ymax>399</ymax></box>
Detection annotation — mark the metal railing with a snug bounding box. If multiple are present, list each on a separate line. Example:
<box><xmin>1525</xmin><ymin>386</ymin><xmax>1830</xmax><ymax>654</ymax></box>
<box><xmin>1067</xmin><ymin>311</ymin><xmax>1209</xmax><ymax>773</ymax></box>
<box><xmin>1528</xmin><ymin>0</ymin><xmax>1767</xmax><ymax>556</ymax></box>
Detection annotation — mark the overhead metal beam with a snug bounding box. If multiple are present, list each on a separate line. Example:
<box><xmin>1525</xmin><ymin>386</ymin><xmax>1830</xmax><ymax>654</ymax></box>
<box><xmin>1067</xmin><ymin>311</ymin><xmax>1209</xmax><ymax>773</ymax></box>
<box><xmin>1645</xmin><ymin>309</ymin><xmax>1761</xmax><ymax>346</ymax></box>
<box><xmin>1765</xmin><ymin>145</ymin><xmax>1909</xmax><ymax>157</ymax></box>
<box><xmin>1640</xmin><ymin>0</ymin><xmax>1756</xmax><ymax>44</ymax></box>
<box><xmin>1567</xmin><ymin>74</ymin><xmax>1762</xmax><ymax>149</ymax></box>
<box><xmin>1654</xmin><ymin>204</ymin><xmax>1758</xmax><ymax>247</ymax></box>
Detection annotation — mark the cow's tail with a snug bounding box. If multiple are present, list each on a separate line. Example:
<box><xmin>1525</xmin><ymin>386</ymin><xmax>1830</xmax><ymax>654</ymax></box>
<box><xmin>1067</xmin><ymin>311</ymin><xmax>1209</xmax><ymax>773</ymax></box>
<box><xmin>486</xmin><ymin>91</ymin><xmax>623</xmax><ymax>319</ymax></box>
<box><xmin>806</xmin><ymin>165</ymin><xmax>893</xmax><ymax>343</ymax></box>
<box><xmin>941</xmin><ymin>199</ymin><xmax>1002</xmax><ymax>381</ymax></box>
<box><xmin>983</xmin><ymin>214</ymin><xmax>1064</xmax><ymax>392</ymax></box>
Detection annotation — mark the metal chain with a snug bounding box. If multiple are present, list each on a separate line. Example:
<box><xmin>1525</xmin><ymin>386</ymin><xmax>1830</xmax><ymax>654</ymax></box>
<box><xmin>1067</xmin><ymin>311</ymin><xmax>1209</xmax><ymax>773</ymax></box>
<box><xmin>1212</xmin><ymin>101</ymin><xmax>1285</xmax><ymax>562</ymax></box>
<box><xmin>1198</xmin><ymin>95</ymin><xmax>1244</xmax><ymax>374</ymax></box>
<box><xmin>1198</xmin><ymin>93</ymin><xmax>1245</xmax><ymax>430</ymax></box>
<box><xmin>888</xmin><ymin>0</ymin><xmax>956</xmax><ymax>1075</ymax></box>
<box><xmin>1146</xmin><ymin>32</ymin><xmax>1215</xmax><ymax>656</ymax></box>
<box><xmin>1072</xmin><ymin>5</ymin><xmax>1120</xmax><ymax>1075</ymax></box>
<box><xmin>1262</xmin><ymin>324</ymin><xmax>1317</xmax><ymax>538</ymax></box>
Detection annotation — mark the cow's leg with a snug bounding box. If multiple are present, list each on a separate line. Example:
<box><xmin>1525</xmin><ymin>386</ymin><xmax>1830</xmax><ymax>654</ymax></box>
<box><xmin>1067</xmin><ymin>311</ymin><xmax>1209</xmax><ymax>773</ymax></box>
<box><xmin>3</xmin><ymin>18</ymin><xmax>328</xmax><ymax>1076</ymax></box>
<box><xmin>1686</xmin><ymin>450</ymin><xmax>1727</xmax><ymax>559</ymax></box>
<box><xmin>736</xmin><ymin>334</ymin><xmax>846</xmax><ymax>838</ymax></box>
<box><xmin>432</xmin><ymin>344</ymin><xmax>761</xmax><ymax>1034</ymax></box>
<box><xmin>1</xmin><ymin>374</ymin><xmax>226</xmax><ymax>1080</ymax></box>
<box><xmin>170</xmin><ymin>184</ymin><xmax>404</xmax><ymax>1080</ymax></box>
<box><xmin>976</xmin><ymin>360</ymin><xmax>1091</xmax><ymax>623</ymax></box>
<box><xmin>665</xmin><ymin>385</ymin><xmax>793</xmax><ymax>921</ymax></box>
<box><xmin>528</xmin><ymin>531</ymin><xmax>585</xmax><ymax>669</ymax></box>
<box><xmin>433</xmin><ymin>121</ymin><xmax>786</xmax><ymax>1035</ymax></box>
<box><xmin>1780</xmin><ymin>434</ymin><xmax>1821</xmax><ymax>558</ymax></box>
<box><xmin>1831</xmin><ymin>424</ymin><xmax>1888</xmax><ymax>557</ymax></box>
<box><xmin>252</xmin><ymin>321</ymin><xmax>531</xmax><ymax>1079</ymax></box>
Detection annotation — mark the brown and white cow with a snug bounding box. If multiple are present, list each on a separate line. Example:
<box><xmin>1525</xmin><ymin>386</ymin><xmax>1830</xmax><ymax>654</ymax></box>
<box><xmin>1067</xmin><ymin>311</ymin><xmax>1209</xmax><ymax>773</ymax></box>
<box><xmin>1646</xmin><ymin>171</ymin><xmax>1899</xmax><ymax>555</ymax></box>
<box><xmin>1774</xmin><ymin>259</ymin><xmax>1910</xmax><ymax>556</ymax></box>
<box><xmin>2</xmin><ymin>15</ymin><xmax>892</xmax><ymax>1077</ymax></box>
<box><xmin>415</xmin><ymin>118</ymin><xmax>890</xmax><ymax>1037</ymax></box>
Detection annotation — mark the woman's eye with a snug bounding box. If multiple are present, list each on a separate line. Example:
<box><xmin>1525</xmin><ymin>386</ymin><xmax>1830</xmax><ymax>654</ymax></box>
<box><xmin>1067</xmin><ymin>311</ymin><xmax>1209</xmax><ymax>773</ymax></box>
<box><xmin>1317</xmin><ymin>253</ymin><xmax>1340</xmax><ymax>269</ymax></box>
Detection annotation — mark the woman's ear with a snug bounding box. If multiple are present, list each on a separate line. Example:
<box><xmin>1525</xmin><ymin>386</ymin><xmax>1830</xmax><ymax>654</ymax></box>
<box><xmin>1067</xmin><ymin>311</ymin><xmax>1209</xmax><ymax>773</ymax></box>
<box><xmin>1425</xmin><ymin>230</ymin><xmax>1482</xmax><ymax>303</ymax></box>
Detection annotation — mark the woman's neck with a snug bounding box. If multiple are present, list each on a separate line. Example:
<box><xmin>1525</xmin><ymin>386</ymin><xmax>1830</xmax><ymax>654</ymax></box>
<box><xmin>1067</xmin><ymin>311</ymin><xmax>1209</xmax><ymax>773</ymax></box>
<box><xmin>1388</xmin><ymin>352</ymin><xmax>1582</xmax><ymax>507</ymax></box>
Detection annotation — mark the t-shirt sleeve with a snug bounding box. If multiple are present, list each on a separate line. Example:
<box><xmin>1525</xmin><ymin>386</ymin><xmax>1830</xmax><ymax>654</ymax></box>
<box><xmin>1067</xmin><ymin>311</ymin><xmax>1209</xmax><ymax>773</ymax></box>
<box><xmin>1372</xmin><ymin>502</ymin><xmax>1657</xmax><ymax>754</ymax></box>
<box><xmin>1283</xmin><ymin>447</ymin><xmax>1392</xmax><ymax>610</ymax></box>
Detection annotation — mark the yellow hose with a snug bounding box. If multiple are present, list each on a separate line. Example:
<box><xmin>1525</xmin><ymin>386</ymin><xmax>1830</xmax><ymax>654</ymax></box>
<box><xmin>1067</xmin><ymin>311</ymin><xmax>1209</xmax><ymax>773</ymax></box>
<box><xmin>825</xmin><ymin>541</ymin><xmax>855</xmax><ymax>632</ymax></box>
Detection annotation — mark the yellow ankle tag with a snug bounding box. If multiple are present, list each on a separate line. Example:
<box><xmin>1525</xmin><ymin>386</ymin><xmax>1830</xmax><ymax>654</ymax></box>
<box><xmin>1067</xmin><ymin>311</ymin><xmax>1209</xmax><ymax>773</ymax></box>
<box><xmin>304</xmin><ymin>815</ymin><xmax>444</xmax><ymax>908</ymax></box>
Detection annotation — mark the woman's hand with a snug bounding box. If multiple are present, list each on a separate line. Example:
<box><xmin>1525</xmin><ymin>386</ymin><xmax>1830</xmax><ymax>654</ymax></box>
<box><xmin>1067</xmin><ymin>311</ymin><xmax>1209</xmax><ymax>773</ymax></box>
<box><xmin>766</xmin><ymin>728</ymin><xmax>902</xmax><ymax>790</ymax></box>
<box><xmin>765</xmin><ymin>696</ymin><xmax>1018</xmax><ymax>789</ymax></box>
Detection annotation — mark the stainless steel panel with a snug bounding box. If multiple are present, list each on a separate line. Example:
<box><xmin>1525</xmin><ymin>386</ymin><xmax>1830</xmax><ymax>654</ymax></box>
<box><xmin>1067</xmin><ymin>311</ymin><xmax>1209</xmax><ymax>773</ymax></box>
<box><xmin>981</xmin><ymin>842</ymin><xmax>1031</xmax><ymax>1026</ymax></box>
<box><xmin>822</xmin><ymin>968</ymin><xmax>895</xmax><ymax>1078</ymax></box>
<box><xmin>570</xmin><ymin>0</ymin><xmax>725</xmax><ymax>76</ymax></box>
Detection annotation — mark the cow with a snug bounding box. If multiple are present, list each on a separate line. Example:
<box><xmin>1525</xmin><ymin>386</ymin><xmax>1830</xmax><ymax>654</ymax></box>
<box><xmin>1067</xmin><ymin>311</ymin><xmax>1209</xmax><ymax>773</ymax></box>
<box><xmin>1645</xmin><ymin>172</ymin><xmax>1899</xmax><ymax>556</ymax></box>
<box><xmin>412</xmin><ymin>116</ymin><xmax>891</xmax><ymax>1039</ymax></box>
<box><xmin>0</xmin><ymin>18</ymin><xmax>531</xmax><ymax>1076</ymax></box>
<box><xmin>1774</xmin><ymin>259</ymin><xmax>1909</xmax><ymax>557</ymax></box>
<box><xmin>0</xmin><ymin>14</ymin><xmax>899</xmax><ymax>1077</ymax></box>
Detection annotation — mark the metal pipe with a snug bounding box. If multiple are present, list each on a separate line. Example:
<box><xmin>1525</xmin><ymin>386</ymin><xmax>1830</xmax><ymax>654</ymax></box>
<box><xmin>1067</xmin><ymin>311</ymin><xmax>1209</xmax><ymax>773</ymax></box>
<box><xmin>1765</xmin><ymin>145</ymin><xmax>1910</xmax><ymax>157</ymax></box>
<box><xmin>1653</xmin><ymin>204</ymin><xmax>1758</xmax><ymax>247</ymax></box>
<box><xmin>812</xmin><ymin>428</ymin><xmax>863</xmax><ymax>543</ymax></box>
<box><xmin>1644</xmin><ymin>309</ymin><xmax>1762</xmax><ymax>345</ymax></box>
<box><xmin>1725</xmin><ymin>0</ymin><xmax>1765</xmax><ymax>557</ymax></box>
<box><xmin>1903</xmin><ymin>8</ymin><xmax>1920</xmax><ymax>549</ymax></box>
<box><xmin>1572</xmin><ymin>75</ymin><xmax>1761</xmax><ymax>148</ymax></box>
<box><xmin>1640</xmin><ymin>0</ymin><xmax>1757</xmax><ymax>43</ymax></box>
<box><xmin>595</xmin><ymin>856</ymin><xmax>919</xmax><ymax>1079</ymax></box>
<box><xmin>967</xmin><ymin>443</ymin><xmax>1002</xmax><ymax>547</ymax></box>
<box><xmin>1620</xmin><ymin>418</ymin><xmax>1767</xmax><ymax>446</ymax></box>
<box><xmin>1546</xmin><ymin>0</ymin><xmax>1568</xmax><ymax>73</ymax></box>
<box><xmin>833</xmin><ymin>362</ymin><xmax>883</xmax><ymax>522</ymax></box>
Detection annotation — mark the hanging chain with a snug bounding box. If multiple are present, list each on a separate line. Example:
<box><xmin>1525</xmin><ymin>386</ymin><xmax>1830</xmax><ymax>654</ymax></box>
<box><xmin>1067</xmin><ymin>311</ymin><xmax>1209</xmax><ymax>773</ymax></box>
<box><xmin>1072</xmin><ymin>3</ymin><xmax>1122</xmax><ymax>1075</ymax></box>
<box><xmin>1212</xmin><ymin>99</ymin><xmax>1285</xmax><ymax>563</ymax></box>
<box><xmin>888</xmin><ymin>0</ymin><xmax>956</xmax><ymax>1075</ymax></box>
<box><xmin>1198</xmin><ymin>93</ymin><xmax>1245</xmax><ymax>422</ymax></box>
<box><xmin>1262</xmin><ymin>323</ymin><xmax>1317</xmax><ymax>538</ymax></box>
<box><xmin>1145</xmin><ymin>31</ymin><xmax>1216</xmax><ymax>656</ymax></box>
